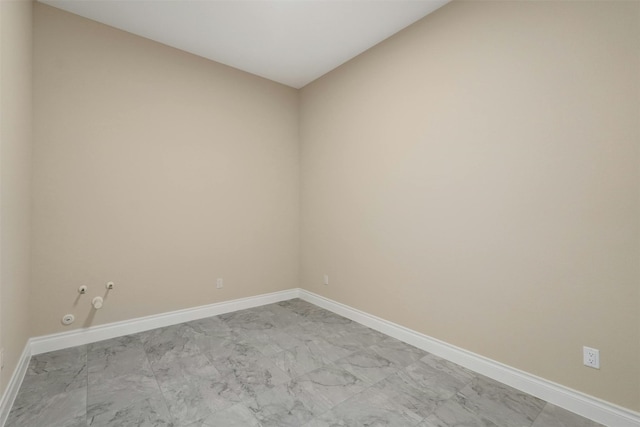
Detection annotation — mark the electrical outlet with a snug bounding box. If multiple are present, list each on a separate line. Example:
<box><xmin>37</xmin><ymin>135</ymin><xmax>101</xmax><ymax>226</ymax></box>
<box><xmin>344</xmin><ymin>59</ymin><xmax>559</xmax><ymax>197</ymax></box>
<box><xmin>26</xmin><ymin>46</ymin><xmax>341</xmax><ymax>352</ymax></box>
<box><xmin>583</xmin><ymin>346</ymin><xmax>600</xmax><ymax>369</ymax></box>
<box><xmin>216</xmin><ymin>278</ymin><xmax>223</xmax><ymax>289</ymax></box>
<box><xmin>323</xmin><ymin>274</ymin><xmax>329</xmax><ymax>286</ymax></box>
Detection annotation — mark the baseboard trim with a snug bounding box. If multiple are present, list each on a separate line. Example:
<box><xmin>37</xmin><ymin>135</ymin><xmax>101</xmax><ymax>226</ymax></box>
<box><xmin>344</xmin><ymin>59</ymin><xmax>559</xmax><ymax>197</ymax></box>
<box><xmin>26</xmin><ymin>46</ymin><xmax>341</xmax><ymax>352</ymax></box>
<box><xmin>30</xmin><ymin>289</ymin><xmax>299</xmax><ymax>355</ymax></box>
<box><xmin>299</xmin><ymin>289</ymin><xmax>640</xmax><ymax>427</ymax></box>
<box><xmin>1</xmin><ymin>289</ymin><xmax>300</xmax><ymax>427</ymax></box>
<box><xmin>3</xmin><ymin>288</ymin><xmax>638</xmax><ymax>427</ymax></box>
<box><xmin>0</xmin><ymin>342</ymin><xmax>31</xmax><ymax>427</ymax></box>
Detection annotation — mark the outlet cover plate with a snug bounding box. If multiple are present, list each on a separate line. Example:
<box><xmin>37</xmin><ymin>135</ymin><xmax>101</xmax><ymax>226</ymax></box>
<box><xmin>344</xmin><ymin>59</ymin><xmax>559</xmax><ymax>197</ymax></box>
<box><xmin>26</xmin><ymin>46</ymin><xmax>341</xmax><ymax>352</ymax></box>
<box><xmin>583</xmin><ymin>346</ymin><xmax>600</xmax><ymax>369</ymax></box>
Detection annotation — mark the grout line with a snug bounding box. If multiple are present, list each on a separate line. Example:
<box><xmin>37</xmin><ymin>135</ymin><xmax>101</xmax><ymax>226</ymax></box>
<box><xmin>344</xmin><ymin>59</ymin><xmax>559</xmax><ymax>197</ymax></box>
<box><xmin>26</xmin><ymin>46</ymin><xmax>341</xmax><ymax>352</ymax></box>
<box><xmin>4</xmin><ymin>291</ymin><xmax>639</xmax><ymax>427</ymax></box>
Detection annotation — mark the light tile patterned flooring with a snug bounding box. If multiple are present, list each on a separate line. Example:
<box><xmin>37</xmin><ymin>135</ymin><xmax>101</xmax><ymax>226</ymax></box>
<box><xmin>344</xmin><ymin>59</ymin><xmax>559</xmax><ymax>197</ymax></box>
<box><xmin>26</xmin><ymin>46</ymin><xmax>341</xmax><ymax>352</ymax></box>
<box><xmin>7</xmin><ymin>299</ymin><xmax>605</xmax><ymax>427</ymax></box>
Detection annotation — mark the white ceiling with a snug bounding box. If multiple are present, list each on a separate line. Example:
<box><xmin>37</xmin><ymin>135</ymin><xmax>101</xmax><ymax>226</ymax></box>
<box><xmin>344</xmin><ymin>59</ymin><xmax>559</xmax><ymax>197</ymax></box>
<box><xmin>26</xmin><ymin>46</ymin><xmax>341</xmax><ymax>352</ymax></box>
<box><xmin>40</xmin><ymin>0</ymin><xmax>450</xmax><ymax>88</ymax></box>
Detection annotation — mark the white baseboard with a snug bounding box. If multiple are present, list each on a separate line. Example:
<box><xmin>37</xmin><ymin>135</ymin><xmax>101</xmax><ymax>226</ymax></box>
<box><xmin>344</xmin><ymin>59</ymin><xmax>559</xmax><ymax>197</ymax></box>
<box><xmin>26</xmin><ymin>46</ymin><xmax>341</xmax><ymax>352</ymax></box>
<box><xmin>2</xmin><ymin>288</ymin><xmax>638</xmax><ymax>427</ymax></box>
<box><xmin>30</xmin><ymin>289</ymin><xmax>299</xmax><ymax>355</ymax></box>
<box><xmin>0</xmin><ymin>342</ymin><xmax>31</xmax><ymax>427</ymax></box>
<box><xmin>1</xmin><ymin>289</ymin><xmax>299</xmax><ymax>427</ymax></box>
<box><xmin>299</xmin><ymin>289</ymin><xmax>640</xmax><ymax>427</ymax></box>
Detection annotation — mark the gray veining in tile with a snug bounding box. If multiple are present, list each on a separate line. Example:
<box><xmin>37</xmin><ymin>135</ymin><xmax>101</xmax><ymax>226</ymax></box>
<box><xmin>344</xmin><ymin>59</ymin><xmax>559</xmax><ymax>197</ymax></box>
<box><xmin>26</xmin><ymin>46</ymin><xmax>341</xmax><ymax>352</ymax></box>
<box><xmin>6</xmin><ymin>387</ymin><xmax>87</xmax><ymax>427</ymax></box>
<box><xmin>396</xmin><ymin>356</ymin><xmax>475</xmax><ymax>403</ymax></box>
<box><xmin>151</xmin><ymin>352</ymin><xmax>220</xmax><ymax>385</ymax></box>
<box><xmin>333</xmin><ymin>321</ymin><xmax>389</xmax><ymax>350</ymax></box>
<box><xmin>18</xmin><ymin>346</ymin><xmax>88</xmax><ymax>398</ymax></box>
<box><xmin>371</xmin><ymin>351</ymin><xmax>474</xmax><ymax>420</ymax></box>
<box><xmin>421</xmin><ymin>397</ymin><xmax>501</xmax><ymax>427</ymax></box>
<box><xmin>200</xmin><ymin>403</ymin><xmax>262</xmax><ymax>427</ymax></box>
<box><xmin>307</xmin><ymin>387</ymin><xmax>423</xmax><ymax>427</ymax></box>
<box><xmin>238</xmin><ymin>325</ymin><xmax>306</xmax><ymax>357</ymax></box>
<box><xmin>88</xmin><ymin>395</ymin><xmax>174</xmax><ymax>426</ymax></box>
<box><xmin>531</xmin><ymin>403</ymin><xmax>606</xmax><ymax>427</ymax></box>
<box><xmin>420</xmin><ymin>353</ymin><xmax>476</xmax><ymax>384</ymax></box>
<box><xmin>314</xmin><ymin>330</ymin><xmax>377</xmax><ymax>355</ymax></box>
<box><xmin>291</xmin><ymin>364</ymin><xmax>369</xmax><ymax>409</ymax></box>
<box><xmin>27</xmin><ymin>346</ymin><xmax>87</xmax><ymax>376</ymax></box>
<box><xmin>303</xmin><ymin>309</ymin><xmax>354</xmax><ymax>327</ymax></box>
<box><xmin>87</xmin><ymin>357</ymin><xmax>165</xmax><ymax>419</ymax></box>
<box><xmin>197</xmin><ymin>336</ymin><xmax>265</xmax><ymax>375</ymax></box>
<box><xmin>255</xmin><ymin>302</ymin><xmax>306</xmax><ymax>324</ymax></box>
<box><xmin>218</xmin><ymin>355</ymin><xmax>291</xmax><ymax>400</ymax></box>
<box><xmin>274</xmin><ymin>343</ymin><xmax>330</xmax><ymax>378</ymax></box>
<box><xmin>7</xmin><ymin>347</ymin><xmax>88</xmax><ymax>427</ymax></box>
<box><xmin>140</xmin><ymin>323</ymin><xmax>205</xmax><ymax>366</ymax></box>
<box><xmin>368</xmin><ymin>336</ymin><xmax>428</xmax><ymax>368</ymax></box>
<box><xmin>218</xmin><ymin>307</ymin><xmax>291</xmax><ymax>332</ymax></box>
<box><xmin>6</xmin><ymin>299</ymin><xmax>606</xmax><ymax>427</ymax></box>
<box><xmin>370</xmin><ymin>371</ymin><xmax>440</xmax><ymax>419</ymax></box>
<box><xmin>148</xmin><ymin>345</ymin><xmax>237</xmax><ymax>425</ymax></box>
<box><xmin>334</xmin><ymin>350</ymin><xmax>398</xmax><ymax>385</ymax></box>
<box><xmin>244</xmin><ymin>381</ymin><xmax>331</xmax><ymax>426</ymax></box>
<box><xmin>184</xmin><ymin>315</ymin><xmax>234</xmax><ymax>338</ymax></box>
<box><xmin>277</xmin><ymin>298</ymin><xmax>326</xmax><ymax>317</ymax></box>
<box><xmin>284</xmin><ymin>321</ymin><xmax>343</xmax><ymax>345</ymax></box>
<box><xmin>158</xmin><ymin>374</ymin><xmax>242</xmax><ymax>425</ymax></box>
<box><xmin>448</xmin><ymin>375</ymin><xmax>546</xmax><ymax>427</ymax></box>
<box><xmin>88</xmin><ymin>335</ymin><xmax>148</xmax><ymax>378</ymax></box>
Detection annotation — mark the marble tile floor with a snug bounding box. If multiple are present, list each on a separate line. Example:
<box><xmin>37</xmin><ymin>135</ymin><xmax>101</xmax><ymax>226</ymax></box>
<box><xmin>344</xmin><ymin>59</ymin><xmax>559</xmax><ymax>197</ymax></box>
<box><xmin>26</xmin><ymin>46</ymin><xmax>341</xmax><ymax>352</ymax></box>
<box><xmin>6</xmin><ymin>298</ymin><xmax>605</xmax><ymax>427</ymax></box>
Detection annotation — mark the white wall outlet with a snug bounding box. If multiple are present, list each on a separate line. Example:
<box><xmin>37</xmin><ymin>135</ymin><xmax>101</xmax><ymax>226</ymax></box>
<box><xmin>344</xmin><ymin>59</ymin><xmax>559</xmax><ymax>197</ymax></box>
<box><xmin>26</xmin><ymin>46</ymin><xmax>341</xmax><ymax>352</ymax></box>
<box><xmin>323</xmin><ymin>274</ymin><xmax>329</xmax><ymax>285</ymax></box>
<box><xmin>216</xmin><ymin>278</ymin><xmax>223</xmax><ymax>289</ymax></box>
<box><xmin>583</xmin><ymin>346</ymin><xmax>600</xmax><ymax>369</ymax></box>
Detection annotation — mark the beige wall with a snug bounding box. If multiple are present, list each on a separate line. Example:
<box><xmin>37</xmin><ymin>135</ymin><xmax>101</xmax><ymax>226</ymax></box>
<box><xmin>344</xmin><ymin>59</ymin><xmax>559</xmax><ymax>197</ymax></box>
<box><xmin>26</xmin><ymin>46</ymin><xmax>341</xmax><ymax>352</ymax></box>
<box><xmin>20</xmin><ymin>0</ymin><xmax>640</xmax><ymax>414</ymax></box>
<box><xmin>300</xmin><ymin>1</ymin><xmax>640</xmax><ymax>411</ymax></box>
<box><xmin>32</xmin><ymin>4</ymin><xmax>299</xmax><ymax>336</ymax></box>
<box><xmin>0</xmin><ymin>0</ymin><xmax>33</xmax><ymax>394</ymax></box>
